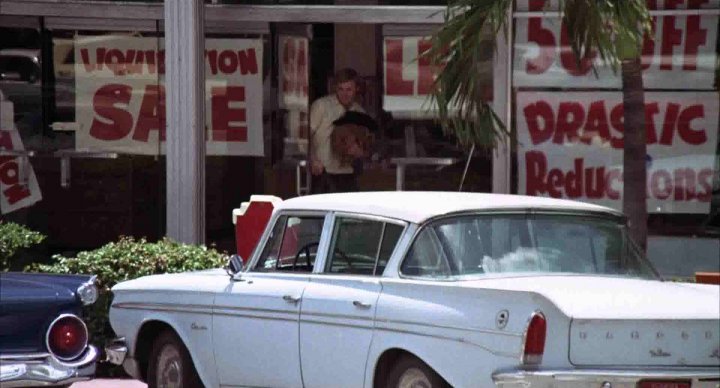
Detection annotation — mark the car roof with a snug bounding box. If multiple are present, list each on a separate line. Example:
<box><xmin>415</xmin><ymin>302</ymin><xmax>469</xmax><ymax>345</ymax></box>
<box><xmin>276</xmin><ymin>191</ymin><xmax>622</xmax><ymax>224</ymax></box>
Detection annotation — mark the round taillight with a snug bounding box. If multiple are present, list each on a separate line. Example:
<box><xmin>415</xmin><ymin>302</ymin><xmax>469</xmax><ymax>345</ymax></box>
<box><xmin>522</xmin><ymin>311</ymin><xmax>546</xmax><ymax>365</ymax></box>
<box><xmin>46</xmin><ymin>314</ymin><xmax>88</xmax><ymax>361</ymax></box>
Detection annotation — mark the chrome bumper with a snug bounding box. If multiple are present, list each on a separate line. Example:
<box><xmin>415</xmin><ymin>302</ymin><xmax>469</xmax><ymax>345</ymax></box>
<box><xmin>493</xmin><ymin>368</ymin><xmax>720</xmax><ymax>388</ymax></box>
<box><xmin>0</xmin><ymin>345</ymin><xmax>98</xmax><ymax>387</ymax></box>
<box><xmin>105</xmin><ymin>338</ymin><xmax>141</xmax><ymax>380</ymax></box>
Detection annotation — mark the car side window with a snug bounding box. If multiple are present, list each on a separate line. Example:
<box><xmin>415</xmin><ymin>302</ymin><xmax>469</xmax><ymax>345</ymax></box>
<box><xmin>325</xmin><ymin>217</ymin><xmax>404</xmax><ymax>276</ymax></box>
<box><xmin>254</xmin><ymin>215</ymin><xmax>324</xmax><ymax>273</ymax></box>
<box><xmin>401</xmin><ymin>227</ymin><xmax>451</xmax><ymax>278</ymax></box>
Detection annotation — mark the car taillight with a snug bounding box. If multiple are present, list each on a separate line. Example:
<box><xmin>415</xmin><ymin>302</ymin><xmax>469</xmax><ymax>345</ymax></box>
<box><xmin>522</xmin><ymin>311</ymin><xmax>546</xmax><ymax>365</ymax></box>
<box><xmin>46</xmin><ymin>314</ymin><xmax>88</xmax><ymax>361</ymax></box>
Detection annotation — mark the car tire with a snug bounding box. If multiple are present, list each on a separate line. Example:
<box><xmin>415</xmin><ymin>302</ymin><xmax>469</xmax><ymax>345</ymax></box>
<box><xmin>147</xmin><ymin>330</ymin><xmax>203</xmax><ymax>388</ymax></box>
<box><xmin>386</xmin><ymin>355</ymin><xmax>449</xmax><ymax>388</ymax></box>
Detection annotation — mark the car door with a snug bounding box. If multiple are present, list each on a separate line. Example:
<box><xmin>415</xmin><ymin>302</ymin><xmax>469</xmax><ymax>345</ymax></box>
<box><xmin>213</xmin><ymin>213</ymin><xmax>327</xmax><ymax>388</ymax></box>
<box><xmin>299</xmin><ymin>214</ymin><xmax>405</xmax><ymax>388</ymax></box>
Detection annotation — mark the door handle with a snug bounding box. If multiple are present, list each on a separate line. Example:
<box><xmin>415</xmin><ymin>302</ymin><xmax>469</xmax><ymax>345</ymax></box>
<box><xmin>352</xmin><ymin>300</ymin><xmax>371</xmax><ymax>309</ymax></box>
<box><xmin>283</xmin><ymin>295</ymin><xmax>301</xmax><ymax>304</ymax></box>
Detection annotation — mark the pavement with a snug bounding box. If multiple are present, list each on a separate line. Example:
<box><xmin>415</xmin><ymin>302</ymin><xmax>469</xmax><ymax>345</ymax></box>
<box><xmin>71</xmin><ymin>379</ymin><xmax>146</xmax><ymax>387</ymax></box>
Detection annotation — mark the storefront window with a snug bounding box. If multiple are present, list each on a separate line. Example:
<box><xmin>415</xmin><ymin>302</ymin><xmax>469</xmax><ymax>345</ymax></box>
<box><xmin>512</xmin><ymin>0</ymin><xmax>720</xmax><ymax>277</ymax></box>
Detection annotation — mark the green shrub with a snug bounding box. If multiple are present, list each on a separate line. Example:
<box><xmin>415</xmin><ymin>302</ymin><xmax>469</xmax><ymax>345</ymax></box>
<box><xmin>0</xmin><ymin>221</ymin><xmax>46</xmax><ymax>271</ymax></box>
<box><xmin>26</xmin><ymin>236</ymin><xmax>227</xmax><ymax>375</ymax></box>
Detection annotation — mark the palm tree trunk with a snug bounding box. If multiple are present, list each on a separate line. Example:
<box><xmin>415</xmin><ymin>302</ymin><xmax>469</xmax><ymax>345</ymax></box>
<box><xmin>621</xmin><ymin>56</ymin><xmax>648</xmax><ymax>252</ymax></box>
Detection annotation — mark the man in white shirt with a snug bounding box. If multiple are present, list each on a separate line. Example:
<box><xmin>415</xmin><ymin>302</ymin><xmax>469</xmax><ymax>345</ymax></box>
<box><xmin>309</xmin><ymin>68</ymin><xmax>365</xmax><ymax>193</ymax></box>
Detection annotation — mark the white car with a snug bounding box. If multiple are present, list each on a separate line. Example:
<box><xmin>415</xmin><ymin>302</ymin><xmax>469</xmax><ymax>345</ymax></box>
<box><xmin>106</xmin><ymin>192</ymin><xmax>720</xmax><ymax>388</ymax></box>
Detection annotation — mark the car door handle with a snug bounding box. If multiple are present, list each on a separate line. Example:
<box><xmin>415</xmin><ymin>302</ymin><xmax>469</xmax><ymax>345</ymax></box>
<box><xmin>352</xmin><ymin>300</ymin><xmax>372</xmax><ymax>309</ymax></box>
<box><xmin>283</xmin><ymin>295</ymin><xmax>301</xmax><ymax>304</ymax></box>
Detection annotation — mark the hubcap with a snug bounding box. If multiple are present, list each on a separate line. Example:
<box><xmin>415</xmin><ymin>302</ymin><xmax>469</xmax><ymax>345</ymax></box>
<box><xmin>398</xmin><ymin>367</ymin><xmax>432</xmax><ymax>388</ymax></box>
<box><xmin>156</xmin><ymin>344</ymin><xmax>182</xmax><ymax>388</ymax></box>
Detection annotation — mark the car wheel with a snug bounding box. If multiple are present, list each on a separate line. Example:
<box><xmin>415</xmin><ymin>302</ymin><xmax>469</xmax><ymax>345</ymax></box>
<box><xmin>147</xmin><ymin>330</ymin><xmax>202</xmax><ymax>388</ymax></box>
<box><xmin>386</xmin><ymin>355</ymin><xmax>449</xmax><ymax>388</ymax></box>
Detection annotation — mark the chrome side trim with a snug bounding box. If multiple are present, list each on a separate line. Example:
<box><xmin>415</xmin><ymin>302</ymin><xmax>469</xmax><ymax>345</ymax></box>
<box><xmin>0</xmin><ymin>353</ymin><xmax>50</xmax><ymax>361</ymax></box>
<box><xmin>492</xmin><ymin>367</ymin><xmax>720</xmax><ymax>385</ymax></box>
<box><xmin>376</xmin><ymin>317</ymin><xmax>524</xmax><ymax>338</ymax></box>
<box><xmin>376</xmin><ymin>324</ymin><xmax>518</xmax><ymax>359</ymax></box>
<box><xmin>0</xmin><ymin>345</ymin><xmax>98</xmax><ymax>387</ymax></box>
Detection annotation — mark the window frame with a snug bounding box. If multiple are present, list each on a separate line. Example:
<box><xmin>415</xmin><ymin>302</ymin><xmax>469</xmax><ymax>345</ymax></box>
<box><xmin>320</xmin><ymin>212</ymin><xmax>408</xmax><ymax>277</ymax></box>
<box><xmin>397</xmin><ymin>209</ymin><xmax>632</xmax><ymax>281</ymax></box>
<box><xmin>246</xmin><ymin>210</ymin><xmax>331</xmax><ymax>274</ymax></box>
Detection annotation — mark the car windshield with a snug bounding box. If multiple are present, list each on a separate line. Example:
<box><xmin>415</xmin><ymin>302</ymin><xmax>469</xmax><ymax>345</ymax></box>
<box><xmin>402</xmin><ymin>213</ymin><xmax>659</xmax><ymax>280</ymax></box>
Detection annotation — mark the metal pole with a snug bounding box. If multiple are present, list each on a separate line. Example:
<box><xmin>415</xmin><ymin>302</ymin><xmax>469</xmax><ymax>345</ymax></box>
<box><xmin>165</xmin><ymin>0</ymin><xmax>206</xmax><ymax>244</ymax></box>
<box><xmin>459</xmin><ymin>144</ymin><xmax>475</xmax><ymax>191</ymax></box>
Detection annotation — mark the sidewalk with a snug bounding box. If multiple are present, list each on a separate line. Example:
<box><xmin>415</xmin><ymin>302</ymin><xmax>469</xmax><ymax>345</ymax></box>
<box><xmin>71</xmin><ymin>379</ymin><xmax>146</xmax><ymax>387</ymax></box>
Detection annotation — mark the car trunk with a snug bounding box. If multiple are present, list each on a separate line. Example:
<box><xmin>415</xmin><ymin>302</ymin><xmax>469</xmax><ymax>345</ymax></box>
<box><xmin>569</xmin><ymin>318</ymin><xmax>719</xmax><ymax>366</ymax></box>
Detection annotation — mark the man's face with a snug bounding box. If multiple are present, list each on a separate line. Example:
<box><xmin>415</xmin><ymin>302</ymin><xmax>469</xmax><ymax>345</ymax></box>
<box><xmin>335</xmin><ymin>80</ymin><xmax>358</xmax><ymax>108</ymax></box>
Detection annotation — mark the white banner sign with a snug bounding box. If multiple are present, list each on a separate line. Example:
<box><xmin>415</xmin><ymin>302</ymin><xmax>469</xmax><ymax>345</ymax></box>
<box><xmin>75</xmin><ymin>36</ymin><xmax>264</xmax><ymax>156</ymax></box>
<box><xmin>517</xmin><ymin>91</ymin><xmax>719</xmax><ymax>214</ymax></box>
<box><xmin>514</xmin><ymin>8</ymin><xmax>718</xmax><ymax>89</ymax></box>
<box><xmin>278</xmin><ymin>36</ymin><xmax>309</xmax><ymax>110</ymax></box>
<box><xmin>0</xmin><ymin>100</ymin><xmax>42</xmax><ymax>214</ymax></box>
<box><xmin>383</xmin><ymin>36</ymin><xmax>437</xmax><ymax>114</ymax></box>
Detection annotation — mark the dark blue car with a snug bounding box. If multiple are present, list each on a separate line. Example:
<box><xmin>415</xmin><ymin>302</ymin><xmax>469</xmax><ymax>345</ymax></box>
<box><xmin>0</xmin><ymin>272</ymin><xmax>99</xmax><ymax>387</ymax></box>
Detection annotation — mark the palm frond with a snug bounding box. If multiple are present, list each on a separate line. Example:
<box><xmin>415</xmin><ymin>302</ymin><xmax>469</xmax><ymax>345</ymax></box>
<box><xmin>425</xmin><ymin>0</ymin><xmax>651</xmax><ymax>149</ymax></box>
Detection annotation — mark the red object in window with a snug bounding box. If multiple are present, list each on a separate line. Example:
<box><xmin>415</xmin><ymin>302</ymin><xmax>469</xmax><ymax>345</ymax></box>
<box><xmin>234</xmin><ymin>196</ymin><xmax>282</xmax><ymax>262</ymax></box>
<box><xmin>638</xmin><ymin>381</ymin><xmax>690</xmax><ymax>388</ymax></box>
<box><xmin>522</xmin><ymin>312</ymin><xmax>546</xmax><ymax>365</ymax></box>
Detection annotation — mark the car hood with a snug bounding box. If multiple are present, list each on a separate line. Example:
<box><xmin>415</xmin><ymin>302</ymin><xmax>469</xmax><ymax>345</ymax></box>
<box><xmin>463</xmin><ymin>275</ymin><xmax>720</xmax><ymax>320</ymax></box>
<box><xmin>0</xmin><ymin>272</ymin><xmax>93</xmax><ymax>302</ymax></box>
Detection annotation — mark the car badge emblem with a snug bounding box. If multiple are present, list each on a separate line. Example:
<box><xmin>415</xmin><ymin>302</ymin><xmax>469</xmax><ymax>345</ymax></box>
<box><xmin>711</xmin><ymin>348</ymin><xmax>720</xmax><ymax>359</ymax></box>
<box><xmin>579</xmin><ymin>331</ymin><xmax>588</xmax><ymax>340</ymax></box>
<box><xmin>495</xmin><ymin>310</ymin><xmax>509</xmax><ymax>329</ymax></box>
<box><xmin>649</xmin><ymin>348</ymin><xmax>671</xmax><ymax>358</ymax></box>
<box><xmin>631</xmin><ymin>331</ymin><xmax>640</xmax><ymax>340</ymax></box>
<box><xmin>191</xmin><ymin>322</ymin><xmax>207</xmax><ymax>331</ymax></box>
<box><xmin>656</xmin><ymin>331</ymin><xmax>664</xmax><ymax>339</ymax></box>
<box><xmin>681</xmin><ymin>331</ymin><xmax>689</xmax><ymax>340</ymax></box>
<box><xmin>606</xmin><ymin>332</ymin><xmax>613</xmax><ymax>340</ymax></box>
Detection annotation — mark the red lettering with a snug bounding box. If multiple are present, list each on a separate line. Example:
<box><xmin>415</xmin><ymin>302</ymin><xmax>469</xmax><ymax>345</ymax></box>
<box><xmin>79</xmin><ymin>48</ymin><xmax>95</xmax><ymax>72</ymax></box>
<box><xmin>565</xmin><ymin>158</ymin><xmax>583</xmax><ymax>198</ymax></box>
<box><xmin>525</xmin><ymin>151</ymin><xmax>548</xmax><ymax>196</ymax></box>
<box><xmin>644</xmin><ymin>103</ymin><xmax>660</xmax><ymax>144</ymax></box>
<box><xmin>673</xmin><ymin>168</ymin><xmax>696</xmax><ymax>201</ymax></box>
<box><xmin>660</xmin><ymin>16</ymin><xmax>682</xmax><ymax>70</ymax></box>
<box><xmin>238</xmin><ymin>49</ymin><xmax>259</xmax><ymax>75</ymax></box>
<box><xmin>3</xmin><ymin>184</ymin><xmax>31</xmax><ymax>205</ymax></box>
<box><xmin>219</xmin><ymin>50</ymin><xmax>238</xmax><ymax>74</ymax></box>
<box><xmin>133</xmin><ymin>85</ymin><xmax>166</xmax><ymax>142</ymax></box>
<box><xmin>610</xmin><ymin>103</ymin><xmax>625</xmax><ymax>149</ymax></box>
<box><xmin>105</xmin><ymin>49</ymin><xmax>127</xmax><ymax>76</ymax></box>
<box><xmin>641</xmin><ymin>17</ymin><xmax>657</xmax><ymax>71</ymax></box>
<box><xmin>417</xmin><ymin>39</ymin><xmax>434</xmax><ymax>95</ymax></box>
<box><xmin>677</xmin><ymin>105</ymin><xmax>706</xmax><ymax>145</ymax></box>
<box><xmin>584</xmin><ymin>101</ymin><xmax>611</xmax><ymax>144</ymax></box>
<box><xmin>0</xmin><ymin>160</ymin><xmax>19</xmax><ymax>185</ymax></box>
<box><xmin>554</xmin><ymin>102</ymin><xmax>584</xmax><ymax>144</ymax></box>
<box><xmin>585</xmin><ymin>167</ymin><xmax>605</xmax><ymax>199</ymax></box>
<box><xmin>697</xmin><ymin>169</ymin><xmax>713</xmax><ymax>201</ymax></box>
<box><xmin>297</xmin><ymin>41</ymin><xmax>308</xmax><ymax>96</ymax></box>
<box><xmin>660</xmin><ymin>103</ymin><xmax>681</xmax><ymax>145</ymax></box>
<box><xmin>385</xmin><ymin>39</ymin><xmax>413</xmax><ymax>96</ymax></box>
<box><xmin>684</xmin><ymin>15</ymin><xmax>707</xmax><ymax>70</ymax></box>
<box><xmin>89</xmin><ymin>84</ymin><xmax>134</xmax><ymax>141</ymax></box>
<box><xmin>524</xmin><ymin>101</ymin><xmax>555</xmax><ymax>145</ymax></box>
<box><xmin>206</xmin><ymin>50</ymin><xmax>219</xmax><ymax>75</ymax></box>
<box><xmin>145</xmin><ymin>50</ymin><xmax>157</xmax><ymax>74</ymax></box>
<box><xmin>211</xmin><ymin>86</ymin><xmax>247</xmax><ymax>142</ymax></box>
<box><xmin>526</xmin><ymin>18</ymin><xmax>556</xmax><ymax>74</ymax></box>
<box><xmin>547</xmin><ymin>168</ymin><xmax>564</xmax><ymax>197</ymax></box>
<box><xmin>606</xmin><ymin>169</ymin><xmax>622</xmax><ymax>200</ymax></box>
<box><xmin>158</xmin><ymin>50</ymin><xmax>166</xmax><ymax>75</ymax></box>
<box><xmin>650</xmin><ymin>170</ymin><xmax>673</xmax><ymax>200</ymax></box>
